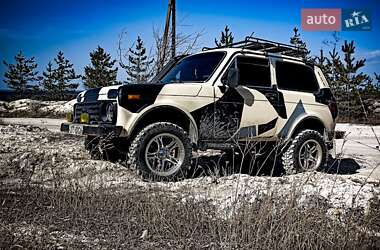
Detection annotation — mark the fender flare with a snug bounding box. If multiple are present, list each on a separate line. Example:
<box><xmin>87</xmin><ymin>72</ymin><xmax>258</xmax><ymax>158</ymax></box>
<box><xmin>284</xmin><ymin>115</ymin><xmax>327</xmax><ymax>140</ymax></box>
<box><xmin>129</xmin><ymin>104</ymin><xmax>199</xmax><ymax>144</ymax></box>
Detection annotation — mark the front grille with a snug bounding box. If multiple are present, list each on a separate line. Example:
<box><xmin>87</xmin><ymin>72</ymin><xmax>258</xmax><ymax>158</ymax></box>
<box><xmin>74</xmin><ymin>101</ymin><xmax>117</xmax><ymax>124</ymax></box>
<box><xmin>74</xmin><ymin>102</ymin><xmax>101</xmax><ymax>124</ymax></box>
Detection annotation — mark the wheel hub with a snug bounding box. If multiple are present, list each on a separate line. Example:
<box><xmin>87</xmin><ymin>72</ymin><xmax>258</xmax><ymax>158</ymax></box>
<box><xmin>158</xmin><ymin>148</ymin><xmax>170</xmax><ymax>158</ymax></box>
<box><xmin>298</xmin><ymin>139</ymin><xmax>323</xmax><ymax>171</ymax></box>
<box><xmin>144</xmin><ymin>133</ymin><xmax>185</xmax><ymax>177</ymax></box>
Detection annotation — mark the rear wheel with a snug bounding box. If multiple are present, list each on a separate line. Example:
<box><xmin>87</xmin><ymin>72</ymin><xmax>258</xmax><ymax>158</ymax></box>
<box><xmin>127</xmin><ymin>122</ymin><xmax>192</xmax><ymax>181</ymax></box>
<box><xmin>281</xmin><ymin>129</ymin><xmax>327</xmax><ymax>174</ymax></box>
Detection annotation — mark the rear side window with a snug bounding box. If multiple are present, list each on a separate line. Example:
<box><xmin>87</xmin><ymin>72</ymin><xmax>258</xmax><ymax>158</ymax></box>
<box><xmin>276</xmin><ymin>61</ymin><xmax>319</xmax><ymax>92</ymax></box>
<box><xmin>237</xmin><ymin>56</ymin><xmax>271</xmax><ymax>87</ymax></box>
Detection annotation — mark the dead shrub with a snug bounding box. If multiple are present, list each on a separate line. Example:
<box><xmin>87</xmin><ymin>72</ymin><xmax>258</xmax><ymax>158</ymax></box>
<box><xmin>0</xmin><ymin>185</ymin><xmax>378</xmax><ymax>249</ymax></box>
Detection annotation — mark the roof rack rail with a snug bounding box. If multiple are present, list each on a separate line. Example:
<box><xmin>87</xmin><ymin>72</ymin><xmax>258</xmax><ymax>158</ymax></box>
<box><xmin>202</xmin><ymin>36</ymin><xmax>308</xmax><ymax>58</ymax></box>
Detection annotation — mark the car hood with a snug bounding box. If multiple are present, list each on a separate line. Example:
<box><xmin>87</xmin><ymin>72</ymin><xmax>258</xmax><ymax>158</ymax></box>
<box><xmin>77</xmin><ymin>85</ymin><xmax>122</xmax><ymax>102</ymax></box>
<box><xmin>78</xmin><ymin>83</ymin><xmax>203</xmax><ymax>103</ymax></box>
<box><xmin>118</xmin><ymin>83</ymin><xmax>203</xmax><ymax>97</ymax></box>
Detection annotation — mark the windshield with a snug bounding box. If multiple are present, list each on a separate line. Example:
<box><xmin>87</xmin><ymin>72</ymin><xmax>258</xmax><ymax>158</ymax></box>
<box><xmin>159</xmin><ymin>52</ymin><xmax>225</xmax><ymax>83</ymax></box>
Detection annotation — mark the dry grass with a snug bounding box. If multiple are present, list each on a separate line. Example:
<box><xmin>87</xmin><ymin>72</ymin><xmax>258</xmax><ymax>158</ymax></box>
<box><xmin>0</xmin><ymin>182</ymin><xmax>379</xmax><ymax>249</ymax></box>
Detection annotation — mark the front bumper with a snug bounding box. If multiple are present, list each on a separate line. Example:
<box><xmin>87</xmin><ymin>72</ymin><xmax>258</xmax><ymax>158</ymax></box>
<box><xmin>60</xmin><ymin>123</ymin><xmax>122</xmax><ymax>136</ymax></box>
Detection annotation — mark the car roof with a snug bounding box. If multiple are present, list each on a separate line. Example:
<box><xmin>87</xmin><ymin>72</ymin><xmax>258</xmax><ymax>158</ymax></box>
<box><xmin>196</xmin><ymin>48</ymin><xmax>305</xmax><ymax>63</ymax></box>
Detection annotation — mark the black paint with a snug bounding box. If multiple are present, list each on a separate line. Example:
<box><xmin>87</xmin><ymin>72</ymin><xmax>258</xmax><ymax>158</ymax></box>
<box><xmin>314</xmin><ymin>88</ymin><xmax>338</xmax><ymax>119</ymax></box>
<box><xmin>258</xmin><ymin>117</ymin><xmax>278</xmax><ymax>135</ymax></box>
<box><xmin>83</xmin><ymin>88</ymin><xmax>101</xmax><ymax>102</ymax></box>
<box><xmin>118</xmin><ymin>84</ymin><xmax>165</xmax><ymax>113</ymax></box>
<box><xmin>255</xmin><ymin>86</ymin><xmax>287</xmax><ymax>119</ymax></box>
<box><xmin>237</xmin><ymin>125</ymin><xmax>257</xmax><ymax>138</ymax></box>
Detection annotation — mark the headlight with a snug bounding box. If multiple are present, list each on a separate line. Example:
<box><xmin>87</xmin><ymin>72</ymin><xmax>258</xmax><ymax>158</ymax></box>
<box><xmin>76</xmin><ymin>93</ymin><xmax>82</xmax><ymax>103</ymax></box>
<box><xmin>101</xmin><ymin>102</ymin><xmax>116</xmax><ymax>123</ymax></box>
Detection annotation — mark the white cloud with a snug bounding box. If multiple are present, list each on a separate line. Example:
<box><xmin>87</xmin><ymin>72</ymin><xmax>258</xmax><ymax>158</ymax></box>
<box><xmin>361</xmin><ymin>49</ymin><xmax>380</xmax><ymax>61</ymax></box>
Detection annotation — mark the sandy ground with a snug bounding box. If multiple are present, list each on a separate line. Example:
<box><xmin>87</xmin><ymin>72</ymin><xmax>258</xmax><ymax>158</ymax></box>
<box><xmin>0</xmin><ymin>118</ymin><xmax>379</xmax><ymax>215</ymax></box>
<box><xmin>0</xmin><ymin>99</ymin><xmax>75</xmax><ymax>117</ymax></box>
<box><xmin>335</xmin><ymin>123</ymin><xmax>380</xmax><ymax>181</ymax></box>
<box><xmin>0</xmin><ymin>118</ymin><xmax>64</xmax><ymax>132</ymax></box>
<box><xmin>2</xmin><ymin>117</ymin><xmax>379</xmax><ymax>180</ymax></box>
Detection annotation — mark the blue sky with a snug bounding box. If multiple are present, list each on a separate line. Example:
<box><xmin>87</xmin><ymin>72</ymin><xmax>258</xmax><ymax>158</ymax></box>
<box><xmin>0</xmin><ymin>0</ymin><xmax>379</xmax><ymax>90</ymax></box>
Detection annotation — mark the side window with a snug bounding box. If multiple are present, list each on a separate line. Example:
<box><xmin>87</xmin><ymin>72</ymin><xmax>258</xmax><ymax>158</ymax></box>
<box><xmin>276</xmin><ymin>61</ymin><xmax>319</xmax><ymax>92</ymax></box>
<box><xmin>222</xmin><ymin>56</ymin><xmax>271</xmax><ymax>87</ymax></box>
<box><xmin>237</xmin><ymin>56</ymin><xmax>271</xmax><ymax>87</ymax></box>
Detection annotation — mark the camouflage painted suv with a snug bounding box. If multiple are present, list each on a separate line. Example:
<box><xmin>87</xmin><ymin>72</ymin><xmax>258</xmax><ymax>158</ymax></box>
<box><xmin>61</xmin><ymin>37</ymin><xmax>338</xmax><ymax>180</ymax></box>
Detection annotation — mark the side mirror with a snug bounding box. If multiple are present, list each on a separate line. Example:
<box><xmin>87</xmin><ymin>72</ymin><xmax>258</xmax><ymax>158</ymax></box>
<box><xmin>226</xmin><ymin>68</ymin><xmax>239</xmax><ymax>88</ymax></box>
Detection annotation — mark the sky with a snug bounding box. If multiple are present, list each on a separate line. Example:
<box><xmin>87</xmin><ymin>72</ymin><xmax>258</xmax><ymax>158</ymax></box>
<box><xmin>0</xmin><ymin>0</ymin><xmax>379</xmax><ymax>90</ymax></box>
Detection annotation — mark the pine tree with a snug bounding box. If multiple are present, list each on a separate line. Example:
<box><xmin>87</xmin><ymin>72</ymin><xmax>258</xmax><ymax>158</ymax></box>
<box><xmin>362</xmin><ymin>76</ymin><xmax>377</xmax><ymax>95</ymax></box>
<box><xmin>289</xmin><ymin>27</ymin><xmax>310</xmax><ymax>60</ymax></box>
<box><xmin>123</xmin><ymin>36</ymin><xmax>153</xmax><ymax>84</ymax></box>
<box><xmin>41</xmin><ymin>62</ymin><xmax>56</xmax><ymax>93</ymax></box>
<box><xmin>312</xmin><ymin>47</ymin><xmax>341</xmax><ymax>93</ymax></box>
<box><xmin>374</xmin><ymin>73</ymin><xmax>380</xmax><ymax>92</ymax></box>
<box><xmin>83</xmin><ymin>46</ymin><xmax>118</xmax><ymax>88</ymax></box>
<box><xmin>215</xmin><ymin>26</ymin><xmax>234</xmax><ymax>47</ymax></box>
<box><xmin>327</xmin><ymin>47</ymin><xmax>342</xmax><ymax>93</ymax></box>
<box><xmin>316</xmin><ymin>32</ymin><xmax>341</xmax><ymax>92</ymax></box>
<box><xmin>336</xmin><ymin>41</ymin><xmax>368</xmax><ymax>92</ymax></box>
<box><xmin>334</xmin><ymin>41</ymin><xmax>369</xmax><ymax>122</ymax></box>
<box><xmin>3</xmin><ymin>51</ymin><xmax>40</xmax><ymax>93</ymax></box>
<box><xmin>53</xmin><ymin>51</ymin><xmax>80</xmax><ymax>94</ymax></box>
<box><xmin>313</xmin><ymin>49</ymin><xmax>330</xmax><ymax>75</ymax></box>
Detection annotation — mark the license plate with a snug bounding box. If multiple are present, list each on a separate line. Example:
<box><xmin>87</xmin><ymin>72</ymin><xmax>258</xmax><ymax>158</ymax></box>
<box><xmin>69</xmin><ymin>124</ymin><xmax>84</xmax><ymax>135</ymax></box>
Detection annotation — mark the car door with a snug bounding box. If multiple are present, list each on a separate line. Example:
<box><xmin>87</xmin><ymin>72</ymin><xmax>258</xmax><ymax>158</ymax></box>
<box><xmin>213</xmin><ymin>54</ymin><xmax>281</xmax><ymax>141</ymax></box>
<box><xmin>273</xmin><ymin>60</ymin><xmax>321</xmax><ymax>138</ymax></box>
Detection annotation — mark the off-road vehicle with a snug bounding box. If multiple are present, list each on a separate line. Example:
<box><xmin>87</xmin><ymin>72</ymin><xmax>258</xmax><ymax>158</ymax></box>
<box><xmin>61</xmin><ymin>36</ymin><xmax>338</xmax><ymax>180</ymax></box>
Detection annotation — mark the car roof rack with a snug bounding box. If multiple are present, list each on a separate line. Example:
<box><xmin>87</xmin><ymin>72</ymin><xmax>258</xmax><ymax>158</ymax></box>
<box><xmin>202</xmin><ymin>36</ymin><xmax>308</xmax><ymax>58</ymax></box>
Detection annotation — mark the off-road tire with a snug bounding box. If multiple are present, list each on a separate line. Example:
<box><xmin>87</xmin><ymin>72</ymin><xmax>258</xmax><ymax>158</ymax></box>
<box><xmin>85</xmin><ymin>136</ymin><xmax>124</xmax><ymax>162</ymax></box>
<box><xmin>127</xmin><ymin>122</ymin><xmax>192</xmax><ymax>181</ymax></box>
<box><xmin>281</xmin><ymin>129</ymin><xmax>327</xmax><ymax>175</ymax></box>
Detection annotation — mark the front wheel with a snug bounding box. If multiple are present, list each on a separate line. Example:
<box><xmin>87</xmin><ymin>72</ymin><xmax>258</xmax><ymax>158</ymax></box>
<box><xmin>281</xmin><ymin>129</ymin><xmax>327</xmax><ymax>175</ymax></box>
<box><xmin>127</xmin><ymin>122</ymin><xmax>192</xmax><ymax>181</ymax></box>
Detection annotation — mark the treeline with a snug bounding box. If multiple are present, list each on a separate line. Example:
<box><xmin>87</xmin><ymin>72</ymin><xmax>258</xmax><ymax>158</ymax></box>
<box><xmin>2</xmin><ymin>36</ymin><xmax>154</xmax><ymax>100</ymax></box>
<box><xmin>2</xmin><ymin>22</ymin><xmax>208</xmax><ymax>101</ymax></box>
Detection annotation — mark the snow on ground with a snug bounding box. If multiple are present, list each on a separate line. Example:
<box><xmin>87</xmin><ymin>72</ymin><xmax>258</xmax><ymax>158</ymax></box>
<box><xmin>0</xmin><ymin>123</ymin><xmax>379</xmax><ymax>216</ymax></box>
<box><xmin>0</xmin><ymin>118</ymin><xmax>65</xmax><ymax>132</ymax></box>
<box><xmin>148</xmin><ymin>172</ymin><xmax>379</xmax><ymax>216</ymax></box>
<box><xmin>337</xmin><ymin>123</ymin><xmax>380</xmax><ymax>138</ymax></box>
<box><xmin>335</xmin><ymin>123</ymin><xmax>380</xmax><ymax>181</ymax></box>
<box><xmin>0</xmin><ymin>99</ymin><xmax>76</xmax><ymax>117</ymax></box>
<box><xmin>0</xmin><ymin>124</ymin><xmax>134</xmax><ymax>189</ymax></box>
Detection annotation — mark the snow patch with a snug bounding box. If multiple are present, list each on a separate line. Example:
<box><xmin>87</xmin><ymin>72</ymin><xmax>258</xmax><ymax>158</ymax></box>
<box><xmin>1</xmin><ymin>98</ymin><xmax>76</xmax><ymax>116</ymax></box>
